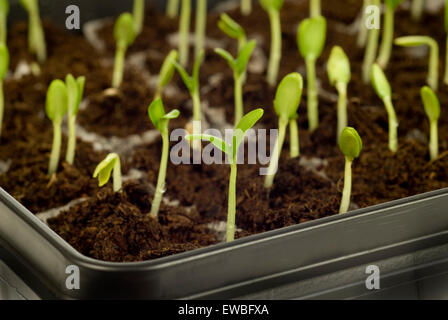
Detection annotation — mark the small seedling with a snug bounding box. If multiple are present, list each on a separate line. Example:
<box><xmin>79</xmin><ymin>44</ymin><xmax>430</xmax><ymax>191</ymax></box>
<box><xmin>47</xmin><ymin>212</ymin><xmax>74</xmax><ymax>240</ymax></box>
<box><xmin>166</xmin><ymin>0</ymin><xmax>179</xmax><ymax>18</ymax></box>
<box><xmin>20</xmin><ymin>0</ymin><xmax>46</xmax><ymax>63</ymax></box>
<box><xmin>0</xmin><ymin>0</ymin><xmax>9</xmax><ymax>44</ymax></box>
<box><xmin>218</xmin><ymin>13</ymin><xmax>247</xmax><ymax>51</ymax></box>
<box><xmin>215</xmin><ymin>40</ymin><xmax>257</xmax><ymax>125</ymax></box>
<box><xmin>310</xmin><ymin>0</ymin><xmax>321</xmax><ymax>17</ymax></box>
<box><xmin>421</xmin><ymin>86</ymin><xmax>440</xmax><ymax>160</ymax></box>
<box><xmin>93</xmin><ymin>153</ymin><xmax>122</xmax><ymax>193</ymax></box>
<box><xmin>155</xmin><ymin>50</ymin><xmax>178</xmax><ymax>99</ymax></box>
<box><xmin>444</xmin><ymin>0</ymin><xmax>448</xmax><ymax>85</ymax></box>
<box><xmin>297</xmin><ymin>16</ymin><xmax>326</xmax><ymax>131</ymax></box>
<box><xmin>179</xmin><ymin>0</ymin><xmax>191</xmax><ymax>67</ymax></box>
<box><xmin>362</xmin><ymin>0</ymin><xmax>380</xmax><ymax>84</ymax></box>
<box><xmin>411</xmin><ymin>0</ymin><xmax>424</xmax><ymax>21</ymax></box>
<box><xmin>371</xmin><ymin>64</ymin><xmax>398</xmax><ymax>153</ymax></box>
<box><xmin>46</xmin><ymin>80</ymin><xmax>68</xmax><ymax>176</ymax></box>
<box><xmin>133</xmin><ymin>0</ymin><xmax>145</xmax><ymax>35</ymax></box>
<box><xmin>338</xmin><ymin>127</ymin><xmax>363</xmax><ymax>214</ymax></box>
<box><xmin>65</xmin><ymin>74</ymin><xmax>85</xmax><ymax>166</ymax></box>
<box><xmin>377</xmin><ymin>0</ymin><xmax>403</xmax><ymax>69</ymax></box>
<box><xmin>148</xmin><ymin>98</ymin><xmax>180</xmax><ymax>218</ymax></box>
<box><xmin>112</xmin><ymin>13</ymin><xmax>136</xmax><ymax>88</ymax></box>
<box><xmin>264</xmin><ymin>73</ymin><xmax>303</xmax><ymax>189</ymax></box>
<box><xmin>195</xmin><ymin>0</ymin><xmax>207</xmax><ymax>60</ymax></box>
<box><xmin>357</xmin><ymin>0</ymin><xmax>370</xmax><ymax>48</ymax></box>
<box><xmin>0</xmin><ymin>44</ymin><xmax>8</xmax><ymax>137</ymax></box>
<box><xmin>186</xmin><ymin>109</ymin><xmax>264</xmax><ymax>242</ymax></box>
<box><xmin>259</xmin><ymin>0</ymin><xmax>283</xmax><ymax>86</ymax></box>
<box><xmin>394</xmin><ymin>36</ymin><xmax>439</xmax><ymax>91</ymax></box>
<box><xmin>327</xmin><ymin>46</ymin><xmax>351</xmax><ymax>141</ymax></box>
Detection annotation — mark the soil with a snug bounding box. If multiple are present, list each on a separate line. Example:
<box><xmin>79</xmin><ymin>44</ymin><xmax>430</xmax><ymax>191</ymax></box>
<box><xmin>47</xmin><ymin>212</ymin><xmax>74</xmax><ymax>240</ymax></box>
<box><xmin>2</xmin><ymin>0</ymin><xmax>448</xmax><ymax>262</ymax></box>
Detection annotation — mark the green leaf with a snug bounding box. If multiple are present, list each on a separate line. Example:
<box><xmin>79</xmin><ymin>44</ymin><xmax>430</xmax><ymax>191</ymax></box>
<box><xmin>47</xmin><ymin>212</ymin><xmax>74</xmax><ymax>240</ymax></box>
<box><xmin>185</xmin><ymin>134</ymin><xmax>231</xmax><ymax>155</ymax></box>
<box><xmin>0</xmin><ymin>43</ymin><xmax>9</xmax><ymax>80</ymax></box>
<box><xmin>297</xmin><ymin>16</ymin><xmax>327</xmax><ymax>61</ymax></box>
<box><xmin>45</xmin><ymin>79</ymin><xmax>68</xmax><ymax>124</ymax></box>
<box><xmin>385</xmin><ymin>0</ymin><xmax>403</xmax><ymax>9</ymax></box>
<box><xmin>394</xmin><ymin>36</ymin><xmax>435</xmax><ymax>48</ymax></box>
<box><xmin>259</xmin><ymin>0</ymin><xmax>284</xmax><ymax>12</ymax></box>
<box><xmin>339</xmin><ymin>127</ymin><xmax>363</xmax><ymax>160</ymax></box>
<box><xmin>218</xmin><ymin>13</ymin><xmax>245</xmax><ymax>40</ymax></box>
<box><xmin>327</xmin><ymin>46</ymin><xmax>351</xmax><ymax>86</ymax></box>
<box><xmin>274</xmin><ymin>73</ymin><xmax>303</xmax><ymax>120</ymax></box>
<box><xmin>233</xmin><ymin>108</ymin><xmax>264</xmax><ymax>154</ymax></box>
<box><xmin>236</xmin><ymin>40</ymin><xmax>256</xmax><ymax>75</ymax></box>
<box><xmin>371</xmin><ymin>64</ymin><xmax>391</xmax><ymax>100</ymax></box>
<box><xmin>114</xmin><ymin>13</ymin><xmax>137</xmax><ymax>48</ymax></box>
<box><xmin>158</xmin><ymin>50</ymin><xmax>178</xmax><ymax>90</ymax></box>
<box><xmin>93</xmin><ymin>153</ymin><xmax>119</xmax><ymax>187</ymax></box>
<box><xmin>148</xmin><ymin>98</ymin><xmax>166</xmax><ymax>132</ymax></box>
<box><xmin>65</xmin><ymin>74</ymin><xmax>77</xmax><ymax>115</ymax></box>
<box><xmin>173</xmin><ymin>61</ymin><xmax>194</xmax><ymax>92</ymax></box>
<box><xmin>163</xmin><ymin>109</ymin><xmax>180</xmax><ymax>120</ymax></box>
<box><xmin>215</xmin><ymin>48</ymin><xmax>237</xmax><ymax>71</ymax></box>
<box><xmin>421</xmin><ymin>86</ymin><xmax>440</xmax><ymax>122</ymax></box>
<box><xmin>192</xmin><ymin>50</ymin><xmax>205</xmax><ymax>92</ymax></box>
<box><xmin>0</xmin><ymin>0</ymin><xmax>9</xmax><ymax>15</ymax></box>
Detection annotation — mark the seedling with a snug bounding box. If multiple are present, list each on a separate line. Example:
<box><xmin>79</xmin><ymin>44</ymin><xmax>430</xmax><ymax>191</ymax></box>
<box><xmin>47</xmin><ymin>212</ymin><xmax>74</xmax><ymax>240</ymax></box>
<box><xmin>371</xmin><ymin>64</ymin><xmax>398</xmax><ymax>153</ymax></box>
<box><xmin>166</xmin><ymin>0</ymin><xmax>179</xmax><ymax>18</ymax></box>
<box><xmin>155</xmin><ymin>50</ymin><xmax>178</xmax><ymax>99</ymax></box>
<box><xmin>411</xmin><ymin>0</ymin><xmax>424</xmax><ymax>21</ymax></box>
<box><xmin>310</xmin><ymin>0</ymin><xmax>321</xmax><ymax>17</ymax></box>
<box><xmin>112</xmin><ymin>13</ymin><xmax>136</xmax><ymax>88</ymax></box>
<box><xmin>241</xmin><ymin>0</ymin><xmax>252</xmax><ymax>16</ymax></box>
<box><xmin>179</xmin><ymin>0</ymin><xmax>191</xmax><ymax>67</ymax></box>
<box><xmin>65</xmin><ymin>74</ymin><xmax>85</xmax><ymax>166</ymax></box>
<box><xmin>377</xmin><ymin>0</ymin><xmax>403</xmax><ymax>69</ymax></box>
<box><xmin>338</xmin><ymin>127</ymin><xmax>363</xmax><ymax>214</ymax></box>
<box><xmin>148</xmin><ymin>98</ymin><xmax>180</xmax><ymax>218</ymax></box>
<box><xmin>20</xmin><ymin>0</ymin><xmax>46</xmax><ymax>63</ymax></box>
<box><xmin>259</xmin><ymin>0</ymin><xmax>283</xmax><ymax>86</ymax></box>
<box><xmin>45</xmin><ymin>80</ymin><xmax>68</xmax><ymax>176</ymax></box>
<box><xmin>218</xmin><ymin>13</ymin><xmax>247</xmax><ymax>51</ymax></box>
<box><xmin>195</xmin><ymin>0</ymin><xmax>207</xmax><ymax>60</ymax></box>
<box><xmin>186</xmin><ymin>109</ymin><xmax>264</xmax><ymax>242</ymax></box>
<box><xmin>215</xmin><ymin>40</ymin><xmax>257</xmax><ymax>125</ymax></box>
<box><xmin>421</xmin><ymin>86</ymin><xmax>440</xmax><ymax>160</ymax></box>
<box><xmin>327</xmin><ymin>46</ymin><xmax>351</xmax><ymax>141</ymax></box>
<box><xmin>93</xmin><ymin>153</ymin><xmax>122</xmax><ymax>193</ymax></box>
<box><xmin>0</xmin><ymin>44</ymin><xmax>8</xmax><ymax>137</ymax></box>
<box><xmin>362</xmin><ymin>0</ymin><xmax>380</xmax><ymax>84</ymax></box>
<box><xmin>0</xmin><ymin>0</ymin><xmax>9</xmax><ymax>44</ymax></box>
<box><xmin>264</xmin><ymin>73</ymin><xmax>303</xmax><ymax>189</ymax></box>
<box><xmin>133</xmin><ymin>0</ymin><xmax>144</xmax><ymax>35</ymax></box>
<box><xmin>297</xmin><ymin>16</ymin><xmax>326</xmax><ymax>131</ymax></box>
<box><xmin>357</xmin><ymin>0</ymin><xmax>370</xmax><ymax>48</ymax></box>
<box><xmin>444</xmin><ymin>1</ymin><xmax>448</xmax><ymax>85</ymax></box>
<box><xmin>395</xmin><ymin>36</ymin><xmax>439</xmax><ymax>91</ymax></box>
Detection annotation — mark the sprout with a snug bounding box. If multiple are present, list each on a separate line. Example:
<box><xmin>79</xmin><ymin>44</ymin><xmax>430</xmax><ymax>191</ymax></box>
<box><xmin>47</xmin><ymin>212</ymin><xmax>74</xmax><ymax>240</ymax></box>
<box><xmin>179</xmin><ymin>0</ymin><xmax>191</xmax><ymax>67</ymax></box>
<box><xmin>45</xmin><ymin>80</ymin><xmax>68</xmax><ymax>176</ymax></box>
<box><xmin>310</xmin><ymin>0</ymin><xmax>321</xmax><ymax>17</ymax></box>
<box><xmin>411</xmin><ymin>0</ymin><xmax>424</xmax><ymax>22</ymax></box>
<box><xmin>186</xmin><ymin>109</ymin><xmax>264</xmax><ymax>242</ymax></box>
<box><xmin>195</xmin><ymin>0</ymin><xmax>207</xmax><ymax>60</ymax></box>
<box><xmin>112</xmin><ymin>13</ymin><xmax>136</xmax><ymax>88</ymax></box>
<box><xmin>259</xmin><ymin>0</ymin><xmax>283</xmax><ymax>86</ymax></box>
<box><xmin>93</xmin><ymin>153</ymin><xmax>122</xmax><ymax>193</ymax></box>
<box><xmin>327</xmin><ymin>46</ymin><xmax>351</xmax><ymax>141</ymax></box>
<box><xmin>0</xmin><ymin>44</ymin><xmax>8</xmax><ymax>137</ymax></box>
<box><xmin>362</xmin><ymin>0</ymin><xmax>380</xmax><ymax>84</ymax></box>
<box><xmin>421</xmin><ymin>86</ymin><xmax>440</xmax><ymax>160</ymax></box>
<box><xmin>218</xmin><ymin>13</ymin><xmax>247</xmax><ymax>51</ymax></box>
<box><xmin>297</xmin><ymin>16</ymin><xmax>326</xmax><ymax>131</ymax></box>
<box><xmin>377</xmin><ymin>0</ymin><xmax>403</xmax><ymax>69</ymax></box>
<box><xmin>371</xmin><ymin>64</ymin><xmax>398</xmax><ymax>153</ymax></box>
<box><xmin>155</xmin><ymin>50</ymin><xmax>178</xmax><ymax>99</ymax></box>
<box><xmin>20</xmin><ymin>0</ymin><xmax>46</xmax><ymax>63</ymax></box>
<box><xmin>357</xmin><ymin>0</ymin><xmax>370</xmax><ymax>48</ymax></box>
<box><xmin>148</xmin><ymin>98</ymin><xmax>180</xmax><ymax>218</ymax></box>
<box><xmin>65</xmin><ymin>74</ymin><xmax>85</xmax><ymax>166</ymax></box>
<box><xmin>166</xmin><ymin>0</ymin><xmax>179</xmax><ymax>18</ymax></box>
<box><xmin>338</xmin><ymin>127</ymin><xmax>363</xmax><ymax>214</ymax></box>
<box><xmin>241</xmin><ymin>0</ymin><xmax>252</xmax><ymax>16</ymax></box>
<box><xmin>215</xmin><ymin>40</ymin><xmax>256</xmax><ymax>125</ymax></box>
<box><xmin>264</xmin><ymin>73</ymin><xmax>303</xmax><ymax>189</ymax></box>
<box><xmin>0</xmin><ymin>0</ymin><xmax>9</xmax><ymax>44</ymax></box>
<box><xmin>132</xmin><ymin>0</ymin><xmax>145</xmax><ymax>35</ymax></box>
<box><xmin>394</xmin><ymin>36</ymin><xmax>439</xmax><ymax>91</ymax></box>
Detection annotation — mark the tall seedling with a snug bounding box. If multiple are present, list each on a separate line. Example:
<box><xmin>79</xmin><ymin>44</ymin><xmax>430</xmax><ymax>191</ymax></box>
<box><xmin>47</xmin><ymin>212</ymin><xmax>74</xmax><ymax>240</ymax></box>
<box><xmin>20</xmin><ymin>0</ymin><xmax>46</xmax><ymax>63</ymax></box>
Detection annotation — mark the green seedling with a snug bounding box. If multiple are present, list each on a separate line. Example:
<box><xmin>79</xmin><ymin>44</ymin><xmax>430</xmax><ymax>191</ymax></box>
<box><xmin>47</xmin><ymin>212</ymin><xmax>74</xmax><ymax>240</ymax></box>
<box><xmin>20</xmin><ymin>0</ymin><xmax>46</xmax><ymax>63</ymax></box>
<box><xmin>215</xmin><ymin>40</ymin><xmax>257</xmax><ymax>125</ymax></box>
<box><xmin>148</xmin><ymin>98</ymin><xmax>180</xmax><ymax>218</ymax></box>
<box><xmin>259</xmin><ymin>0</ymin><xmax>283</xmax><ymax>86</ymax></box>
<box><xmin>218</xmin><ymin>13</ymin><xmax>247</xmax><ymax>51</ymax></box>
<box><xmin>357</xmin><ymin>0</ymin><xmax>370</xmax><ymax>48</ymax></box>
<box><xmin>112</xmin><ymin>13</ymin><xmax>136</xmax><ymax>88</ymax></box>
<box><xmin>195</xmin><ymin>0</ymin><xmax>207</xmax><ymax>60</ymax></box>
<box><xmin>421</xmin><ymin>86</ymin><xmax>440</xmax><ymax>160</ymax></box>
<box><xmin>45</xmin><ymin>80</ymin><xmax>68</xmax><ymax>176</ymax></box>
<box><xmin>338</xmin><ymin>127</ymin><xmax>363</xmax><ymax>214</ymax></box>
<box><xmin>444</xmin><ymin>0</ymin><xmax>448</xmax><ymax>85</ymax></box>
<box><xmin>179</xmin><ymin>0</ymin><xmax>191</xmax><ymax>67</ymax></box>
<box><xmin>166</xmin><ymin>0</ymin><xmax>179</xmax><ymax>18</ymax></box>
<box><xmin>0</xmin><ymin>0</ymin><xmax>9</xmax><ymax>44</ymax></box>
<box><xmin>0</xmin><ymin>44</ymin><xmax>8</xmax><ymax>137</ymax></box>
<box><xmin>133</xmin><ymin>0</ymin><xmax>144</xmax><ymax>35</ymax></box>
<box><xmin>186</xmin><ymin>108</ymin><xmax>264</xmax><ymax>242</ymax></box>
<box><xmin>310</xmin><ymin>0</ymin><xmax>321</xmax><ymax>17</ymax></box>
<box><xmin>362</xmin><ymin>0</ymin><xmax>380</xmax><ymax>84</ymax></box>
<box><xmin>241</xmin><ymin>0</ymin><xmax>252</xmax><ymax>16</ymax></box>
<box><xmin>155</xmin><ymin>50</ymin><xmax>178</xmax><ymax>99</ymax></box>
<box><xmin>65</xmin><ymin>74</ymin><xmax>85</xmax><ymax>166</ymax></box>
<box><xmin>377</xmin><ymin>0</ymin><xmax>404</xmax><ymax>69</ymax></box>
<box><xmin>264</xmin><ymin>73</ymin><xmax>303</xmax><ymax>189</ymax></box>
<box><xmin>327</xmin><ymin>46</ymin><xmax>351</xmax><ymax>141</ymax></box>
<box><xmin>93</xmin><ymin>153</ymin><xmax>122</xmax><ymax>193</ymax></box>
<box><xmin>411</xmin><ymin>0</ymin><xmax>424</xmax><ymax>21</ymax></box>
<box><xmin>395</xmin><ymin>36</ymin><xmax>439</xmax><ymax>91</ymax></box>
<box><xmin>297</xmin><ymin>16</ymin><xmax>326</xmax><ymax>131</ymax></box>
<box><xmin>371</xmin><ymin>64</ymin><xmax>398</xmax><ymax>153</ymax></box>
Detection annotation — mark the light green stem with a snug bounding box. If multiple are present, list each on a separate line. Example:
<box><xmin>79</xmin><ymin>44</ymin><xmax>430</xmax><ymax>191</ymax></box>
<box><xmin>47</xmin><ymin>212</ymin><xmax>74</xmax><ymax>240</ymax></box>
<box><xmin>428</xmin><ymin>40</ymin><xmax>439</xmax><ymax>91</ymax></box>
<box><xmin>226</xmin><ymin>163</ymin><xmax>238</xmax><ymax>242</ymax></box>
<box><xmin>266</xmin><ymin>9</ymin><xmax>281</xmax><ymax>87</ymax></box>
<box><xmin>29</xmin><ymin>4</ymin><xmax>46</xmax><ymax>63</ymax></box>
<box><xmin>362</xmin><ymin>0</ymin><xmax>380</xmax><ymax>84</ymax></box>
<box><xmin>264</xmin><ymin>118</ymin><xmax>288</xmax><ymax>189</ymax></box>
<box><xmin>150</xmin><ymin>132</ymin><xmax>169</xmax><ymax>218</ymax></box>
<box><xmin>113</xmin><ymin>157</ymin><xmax>122</xmax><ymax>193</ymax></box>
<box><xmin>384</xmin><ymin>96</ymin><xmax>398</xmax><ymax>153</ymax></box>
<box><xmin>112</xmin><ymin>44</ymin><xmax>126</xmax><ymax>88</ymax></box>
<box><xmin>339</xmin><ymin>157</ymin><xmax>353</xmax><ymax>214</ymax></box>
<box><xmin>310</xmin><ymin>0</ymin><xmax>321</xmax><ymax>17</ymax></box>
<box><xmin>179</xmin><ymin>0</ymin><xmax>191</xmax><ymax>67</ymax></box>
<box><xmin>0</xmin><ymin>83</ymin><xmax>3</xmax><ymax>137</ymax></box>
<box><xmin>357</xmin><ymin>0</ymin><xmax>370</xmax><ymax>48</ymax></box>
<box><xmin>133</xmin><ymin>0</ymin><xmax>144</xmax><ymax>35</ymax></box>
<box><xmin>336</xmin><ymin>82</ymin><xmax>348</xmax><ymax>142</ymax></box>
<box><xmin>289</xmin><ymin>118</ymin><xmax>300</xmax><ymax>158</ymax></box>
<box><xmin>377</xmin><ymin>4</ymin><xmax>394</xmax><ymax>69</ymax></box>
<box><xmin>445</xmin><ymin>37</ymin><xmax>448</xmax><ymax>86</ymax></box>
<box><xmin>411</xmin><ymin>0</ymin><xmax>424</xmax><ymax>21</ymax></box>
<box><xmin>234</xmin><ymin>73</ymin><xmax>244</xmax><ymax>126</ymax></box>
<box><xmin>48</xmin><ymin>122</ymin><xmax>61</xmax><ymax>176</ymax></box>
<box><xmin>241</xmin><ymin>0</ymin><xmax>252</xmax><ymax>16</ymax></box>
<box><xmin>194</xmin><ymin>0</ymin><xmax>207</xmax><ymax>60</ymax></box>
<box><xmin>166</xmin><ymin>0</ymin><xmax>179</xmax><ymax>18</ymax></box>
<box><xmin>66</xmin><ymin>115</ymin><xmax>76</xmax><ymax>165</ymax></box>
<box><xmin>429</xmin><ymin>120</ymin><xmax>438</xmax><ymax>161</ymax></box>
<box><xmin>192</xmin><ymin>89</ymin><xmax>201</xmax><ymax>122</ymax></box>
<box><xmin>306</xmin><ymin>58</ymin><xmax>319</xmax><ymax>131</ymax></box>
<box><xmin>0</xmin><ymin>13</ymin><xmax>6</xmax><ymax>44</ymax></box>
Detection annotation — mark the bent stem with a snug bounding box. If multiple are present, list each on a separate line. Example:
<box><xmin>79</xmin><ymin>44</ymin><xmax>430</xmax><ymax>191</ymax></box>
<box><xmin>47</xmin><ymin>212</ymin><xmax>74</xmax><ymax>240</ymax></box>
<box><xmin>429</xmin><ymin>120</ymin><xmax>438</xmax><ymax>160</ymax></box>
<box><xmin>336</xmin><ymin>82</ymin><xmax>348</xmax><ymax>141</ymax></box>
<box><xmin>48</xmin><ymin>122</ymin><xmax>61</xmax><ymax>176</ymax></box>
<box><xmin>310</xmin><ymin>0</ymin><xmax>321</xmax><ymax>17</ymax></box>
<box><xmin>264</xmin><ymin>118</ymin><xmax>288</xmax><ymax>189</ymax></box>
<box><xmin>339</xmin><ymin>157</ymin><xmax>353</xmax><ymax>213</ymax></box>
<box><xmin>289</xmin><ymin>118</ymin><xmax>300</xmax><ymax>158</ymax></box>
<box><xmin>384</xmin><ymin>96</ymin><xmax>398</xmax><ymax>153</ymax></box>
<box><xmin>267</xmin><ymin>9</ymin><xmax>281</xmax><ymax>87</ymax></box>
<box><xmin>226</xmin><ymin>163</ymin><xmax>238</xmax><ymax>242</ymax></box>
<box><xmin>66</xmin><ymin>115</ymin><xmax>76</xmax><ymax>165</ymax></box>
<box><xmin>234</xmin><ymin>72</ymin><xmax>244</xmax><ymax>126</ymax></box>
<box><xmin>112</xmin><ymin>44</ymin><xmax>126</xmax><ymax>88</ymax></box>
<box><xmin>194</xmin><ymin>0</ymin><xmax>207</xmax><ymax>60</ymax></box>
<box><xmin>428</xmin><ymin>40</ymin><xmax>439</xmax><ymax>91</ymax></box>
<box><xmin>306</xmin><ymin>58</ymin><xmax>319</xmax><ymax>131</ymax></box>
<box><xmin>166</xmin><ymin>0</ymin><xmax>179</xmax><ymax>18</ymax></box>
<box><xmin>179</xmin><ymin>0</ymin><xmax>191</xmax><ymax>67</ymax></box>
<box><xmin>411</xmin><ymin>0</ymin><xmax>424</xmax><ymax>21</ymax></box>
<box><xmin>150</xmin><ymin>132</ymin><xmax>169</xmax><ymax>218</ymax></box>
<box><xmin>377</xmin><ymin>3</ymin><xmax>394</xmax><ymax>69</ymax></box>
<box><xmin>241</xmin><ymin>0</ymin><xmax>252</xmax><ymax>16</ymax></box>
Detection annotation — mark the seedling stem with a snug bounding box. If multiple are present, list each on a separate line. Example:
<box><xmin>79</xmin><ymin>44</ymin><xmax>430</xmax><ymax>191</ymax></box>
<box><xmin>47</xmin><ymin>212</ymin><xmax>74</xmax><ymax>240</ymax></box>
<box><xmin>377</xmin><ymin>0</ymin><xmax>403</xmax><ymax>69</ymax></box>
<box><xmin>362</xmin><ymin>0</ymin><xmax>380</xmax><ymax>84</ymax></box>
<box><xmin>179</xmin><ymin>0</ymin><xmax>191</xmax><ymax>67</ymax></box>
<box><xmin>195</xmin><ymin>0</ymin><xmax>207</xmax><ymax>60</ymax></box>
<box><xmin>0</xmin><ymin>0</ymin><xmax>9</xmax><ymax>44</ymax></box>
<box><xmin>310</xmin><ymin>0</ymin><xmax>321</xmax><ymax>17</ymax></box>
<box><xmin>167</xmin><ymin>0</ymin><xmax>179</xmax><ymax>18</ymax></box>
<box><xmin>411</xmin><ymin>0</ymin><xmax>424</xmax><ymax>21</ymax></box>
<box><xmin>289</xmin><ymin>118</ymin><xmax>299</xmax><ymax>158</ymax></box>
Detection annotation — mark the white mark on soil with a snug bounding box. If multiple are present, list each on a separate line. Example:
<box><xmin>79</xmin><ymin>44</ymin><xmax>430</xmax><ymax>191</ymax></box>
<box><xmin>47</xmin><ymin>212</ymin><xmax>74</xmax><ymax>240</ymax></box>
<box><xmin>83</xmin><ymin>18</ymin><xmax>111</xmax><ymax>52</ymax></box>
<box><xmin>0</xmin><ymin>159</ymin><xmax>11</xmax><ymax>174</ymax></box>
<box><xmin>167</xmin><ymin>33</ymin><xmax>225</xmax><ymax>51</ymax></box>
<box><xmin>37</xmin><ymin>198</ymin><xmax>87</xmax><ymax>224</ymax></box>
<box><xmin>13</xmin><ymin>61</ymin><xmax>32</xmax><ymax>80</ymax></box>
